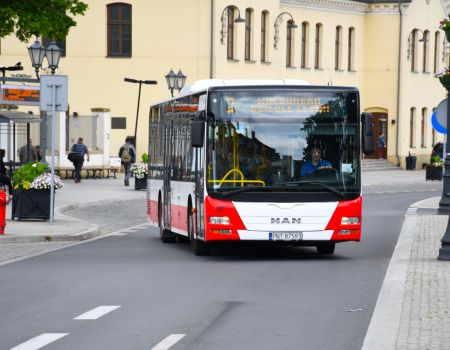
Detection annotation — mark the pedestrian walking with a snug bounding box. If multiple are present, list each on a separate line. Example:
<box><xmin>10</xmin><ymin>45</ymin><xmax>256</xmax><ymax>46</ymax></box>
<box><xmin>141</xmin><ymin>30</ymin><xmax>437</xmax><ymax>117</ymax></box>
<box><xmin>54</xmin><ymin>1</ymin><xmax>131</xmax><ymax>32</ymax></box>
<box><xmin>118</xmin><ymin>136</ymin><xmax>136</xmax><ymax>186</ymax></box>
<box><xmin>70</xmin><ymin>137</ymin><xmax>89</xmax><ymax>183</ymax></box>
<box><xmin>377</xmin><ymin>132</ymin><xmax>386</xmax><ymax>159</ymax></box>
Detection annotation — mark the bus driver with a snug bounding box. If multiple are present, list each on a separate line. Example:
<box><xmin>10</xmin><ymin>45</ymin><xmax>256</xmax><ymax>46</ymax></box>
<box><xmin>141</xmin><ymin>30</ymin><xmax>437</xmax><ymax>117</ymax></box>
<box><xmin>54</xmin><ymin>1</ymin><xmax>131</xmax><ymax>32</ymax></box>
<box><xmin>300</xmin><ymin>147</ymin><xmax>332</xmax><ymax>176</ymax></box>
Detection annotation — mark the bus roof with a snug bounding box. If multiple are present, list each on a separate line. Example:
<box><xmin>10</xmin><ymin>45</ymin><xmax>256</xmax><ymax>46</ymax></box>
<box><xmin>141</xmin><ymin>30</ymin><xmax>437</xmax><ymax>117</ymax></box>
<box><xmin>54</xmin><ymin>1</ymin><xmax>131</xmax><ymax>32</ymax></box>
<box><xmin>180</xmin><ymin>79</ymin><xmax>310</xmax><ymax>95</ymax></box>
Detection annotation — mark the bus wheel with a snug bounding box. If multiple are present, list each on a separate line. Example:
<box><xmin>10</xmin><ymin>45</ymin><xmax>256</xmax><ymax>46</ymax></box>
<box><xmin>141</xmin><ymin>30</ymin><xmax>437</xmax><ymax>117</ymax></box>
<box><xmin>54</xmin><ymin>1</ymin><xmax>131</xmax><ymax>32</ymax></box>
<box><xmin>159</xmin><ymin>201</ymin><xmax>175</xmax><ymax>243</ymax></box>
<box><xmin>316</xmin><ymin>243</ymin><xmax>335</xmax><ymax>255</ymax></box>
<box><xmin>188</xmin><ymin>209</ymin><xmax>210</xmax><ymax>256</ymax></box>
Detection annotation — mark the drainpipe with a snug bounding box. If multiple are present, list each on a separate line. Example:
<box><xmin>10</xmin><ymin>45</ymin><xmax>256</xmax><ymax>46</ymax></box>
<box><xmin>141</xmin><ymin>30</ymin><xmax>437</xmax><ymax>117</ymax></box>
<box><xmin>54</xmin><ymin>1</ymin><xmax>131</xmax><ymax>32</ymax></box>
<box><xmin>395</xmin><ymin>0</ymin><xmax>403</xmax><ymax>166</ymax></box>
<box><xmin>210</xmin><ymin>0</ymin><xmax>214</xmax><ymax>78</ymax></box>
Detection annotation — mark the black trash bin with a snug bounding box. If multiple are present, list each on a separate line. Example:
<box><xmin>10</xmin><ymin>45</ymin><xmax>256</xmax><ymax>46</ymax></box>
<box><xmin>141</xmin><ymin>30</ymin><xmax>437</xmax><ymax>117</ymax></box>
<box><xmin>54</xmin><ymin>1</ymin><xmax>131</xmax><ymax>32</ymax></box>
<box><xmin>406</xmin><ymin>154</ymin><xmax>417</xmax><ymax>170</ymax></box>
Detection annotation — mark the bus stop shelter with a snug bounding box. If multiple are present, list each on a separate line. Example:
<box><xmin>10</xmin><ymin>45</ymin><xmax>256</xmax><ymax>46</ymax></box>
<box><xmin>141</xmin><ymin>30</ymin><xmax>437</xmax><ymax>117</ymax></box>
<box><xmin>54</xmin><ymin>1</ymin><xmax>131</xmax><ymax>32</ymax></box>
<box><xmin>0</xmin><ymin>110</ymin><xmax>41</xmax><ymax>174</ymax></box>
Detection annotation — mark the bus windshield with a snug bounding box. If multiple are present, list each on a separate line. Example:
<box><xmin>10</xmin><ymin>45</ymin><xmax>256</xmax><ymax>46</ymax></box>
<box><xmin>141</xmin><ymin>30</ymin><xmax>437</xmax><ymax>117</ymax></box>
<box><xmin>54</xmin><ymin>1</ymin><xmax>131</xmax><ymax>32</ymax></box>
<box><xmin>206</xmin><ymin>88</ymin><xmax>360</xmax><ymax>197</ymax></box>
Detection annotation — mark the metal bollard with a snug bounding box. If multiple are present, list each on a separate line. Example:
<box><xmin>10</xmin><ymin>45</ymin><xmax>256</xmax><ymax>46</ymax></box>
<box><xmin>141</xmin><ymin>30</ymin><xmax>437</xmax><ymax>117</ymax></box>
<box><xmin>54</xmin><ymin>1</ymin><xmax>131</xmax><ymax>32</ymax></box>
<box><xmin>0</xmin><ymin>189</ymin><xmax>6</xmax><ymax>234</ymax></box>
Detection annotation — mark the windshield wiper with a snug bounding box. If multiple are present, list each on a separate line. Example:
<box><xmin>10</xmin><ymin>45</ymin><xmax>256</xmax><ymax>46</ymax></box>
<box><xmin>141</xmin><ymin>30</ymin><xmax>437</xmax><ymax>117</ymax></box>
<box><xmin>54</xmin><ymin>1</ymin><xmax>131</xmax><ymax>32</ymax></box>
<box><xmin>277</xmin><ymin>181</ymin><xmax>345</xmax><ymax>197</ymax></box>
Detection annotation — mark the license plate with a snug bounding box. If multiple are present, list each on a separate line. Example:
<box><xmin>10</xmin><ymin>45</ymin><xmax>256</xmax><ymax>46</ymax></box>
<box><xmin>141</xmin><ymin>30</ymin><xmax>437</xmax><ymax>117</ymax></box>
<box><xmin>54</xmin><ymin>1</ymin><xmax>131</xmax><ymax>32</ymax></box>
<box><xmin>269</xmin><ymin>232</ymin><xmax>303</xmax><ymax>241</ymax></box>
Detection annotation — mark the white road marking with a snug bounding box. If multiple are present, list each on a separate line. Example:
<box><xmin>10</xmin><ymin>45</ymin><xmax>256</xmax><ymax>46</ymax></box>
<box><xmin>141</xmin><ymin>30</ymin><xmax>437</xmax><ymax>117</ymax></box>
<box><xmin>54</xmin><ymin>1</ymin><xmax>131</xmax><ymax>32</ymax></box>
<box><xmin>151</xmin><ymin>334</ymin><xmax>186</xmax><ymax>350</ymax></box>
<box><xmin>74</xmin><ymin>305</ymin><xmax>120</xmax><ymax>320</ymax></box>
<box><xmin>10</xmin><ymin>333</ymin><xmax>68</xmax><ymax>350</ymax></box>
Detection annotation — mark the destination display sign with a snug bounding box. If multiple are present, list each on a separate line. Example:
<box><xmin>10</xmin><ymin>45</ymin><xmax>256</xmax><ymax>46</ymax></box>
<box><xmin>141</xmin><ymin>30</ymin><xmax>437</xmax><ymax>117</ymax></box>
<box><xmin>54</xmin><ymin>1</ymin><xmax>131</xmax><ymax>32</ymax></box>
<box><xmin>226</xmin><ymin>96</ymin><xmax>331</xmax><ymax>115</ymax></box>
<box><xmin>0</xmin><ymin>84</ymin><xmax>40</xmax><ymax>106</ymax></box>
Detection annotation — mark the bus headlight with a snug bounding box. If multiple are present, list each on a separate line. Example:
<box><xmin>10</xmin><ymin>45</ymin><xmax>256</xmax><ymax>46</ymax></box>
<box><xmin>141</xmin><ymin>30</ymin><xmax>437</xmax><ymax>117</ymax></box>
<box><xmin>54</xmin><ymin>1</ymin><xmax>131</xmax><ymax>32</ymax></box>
<box><xmin>209</xmin><ymin>216</ymin><xmax>230</xmax><ymax>225</ymax></box>
<box><xmin>341</xmin><ymin>216</ymin><xmax>360</xmax><ymax>225</ymax></box>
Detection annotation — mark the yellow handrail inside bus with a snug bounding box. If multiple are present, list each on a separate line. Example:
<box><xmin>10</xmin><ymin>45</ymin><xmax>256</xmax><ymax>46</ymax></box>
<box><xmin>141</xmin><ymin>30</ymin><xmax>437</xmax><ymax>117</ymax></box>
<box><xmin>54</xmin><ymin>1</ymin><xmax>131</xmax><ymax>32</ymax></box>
<box><xmin>207</xmin><ymin>168</ymin><xmax>265</xmax><ymax>187</ymax></box>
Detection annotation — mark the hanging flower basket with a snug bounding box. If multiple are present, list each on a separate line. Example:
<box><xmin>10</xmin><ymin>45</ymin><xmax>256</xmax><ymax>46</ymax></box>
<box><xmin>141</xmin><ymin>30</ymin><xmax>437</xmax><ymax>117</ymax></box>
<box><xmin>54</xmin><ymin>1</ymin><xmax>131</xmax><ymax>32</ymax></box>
<box><xmin>435</xmin><ymin>67</ymin><xmax>450</xmax><ymax>89</ymax></box>
<box><xmin>439</xmin><ymin>17</ymin><xmax>450</xmax><ymax>42</ymax></box>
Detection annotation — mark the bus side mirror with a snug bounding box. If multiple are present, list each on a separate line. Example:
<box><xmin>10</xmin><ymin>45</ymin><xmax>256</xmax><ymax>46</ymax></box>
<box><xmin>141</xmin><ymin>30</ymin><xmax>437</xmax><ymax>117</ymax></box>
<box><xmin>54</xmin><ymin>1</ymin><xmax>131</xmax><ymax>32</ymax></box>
<box><xmin>191</xmin><ymin>111</ymin><xmax>205</xmax><ymax>148</ymax></box>
<box><xmin>361</xmin><ymin>112</ymin><xmax>374</xmax><ymax>155</ymax></box>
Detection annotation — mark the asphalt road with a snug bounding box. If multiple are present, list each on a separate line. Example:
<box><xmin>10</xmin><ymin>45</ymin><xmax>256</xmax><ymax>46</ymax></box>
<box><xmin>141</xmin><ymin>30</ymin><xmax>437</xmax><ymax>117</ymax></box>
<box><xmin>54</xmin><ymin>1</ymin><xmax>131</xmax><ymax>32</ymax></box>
<box><xmin>0</xmin><ymin>186</ymin><xmax>442</xmax><ymax>350</ymax></box>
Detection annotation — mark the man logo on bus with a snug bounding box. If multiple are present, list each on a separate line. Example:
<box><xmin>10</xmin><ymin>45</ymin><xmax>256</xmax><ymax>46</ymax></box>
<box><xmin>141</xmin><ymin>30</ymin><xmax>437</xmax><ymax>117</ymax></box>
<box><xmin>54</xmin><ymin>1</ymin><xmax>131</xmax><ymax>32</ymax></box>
<box><xmin>271</xmin><ymin>217</ymin><xmax>302</xmax><ymax>224</ymax></box>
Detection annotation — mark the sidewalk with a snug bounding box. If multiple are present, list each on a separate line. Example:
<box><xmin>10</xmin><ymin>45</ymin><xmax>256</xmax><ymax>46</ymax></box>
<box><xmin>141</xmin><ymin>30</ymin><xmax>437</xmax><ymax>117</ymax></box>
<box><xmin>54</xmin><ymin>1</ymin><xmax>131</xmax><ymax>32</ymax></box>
<box><xmin>0</xmin><ymin>175</ymin><xmax>146</xmax><ymax>243</ymax></box>
<box><xmin>362</xmin><ymin>170</ymin><xmax>450</xmax><ymax>349</ymax></box>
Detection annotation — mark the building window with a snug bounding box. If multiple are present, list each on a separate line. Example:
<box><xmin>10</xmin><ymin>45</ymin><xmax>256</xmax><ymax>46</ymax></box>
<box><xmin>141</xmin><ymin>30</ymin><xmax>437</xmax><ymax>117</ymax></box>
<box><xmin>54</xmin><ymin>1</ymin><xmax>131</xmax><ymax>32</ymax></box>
<box><xmin>335</xmin><ymin>26</ymin><xmax>342</xmax><ymax>70</ymax></box>
<box><xmin>348</xmin><ymin>27</ymin><xmax>355</xmax><ymax>71</ymax></box>
<box><xmin>434</xmin><ymin>31</ymin><xmax>441</xmax><ymax>73</ymax></box>
<box><xmin>261</xmin><ymin>11</ymin><xmax>268</xmax><ymax>62</ymax></box>
<box><xmin>315</xmin><ymin>23</ymin><xmax>322</xmax><ymax>69</ymax></box>
<box><xmin>421</xmin><ymin>108</ymin><xmax>427</xmax><ymax>148</ymax></box>
<box><xmin>411</xmin><ymin>29</ymin><xmax>418</xmax><ymax>72</ymax></box>
<box><xmin>423</xmin><ymin>30</ymin><xmax>430</xmax><ymax>73</ymax></box>
<box><xmin>227</xmin><ymin>7</ymin><xmax>235</xmax><ymax>59</ymax></box>
<box><xmin>301</xmin><ymin>22</ymin><xmax>309</xmax><ymax>68</ymax></box>
<box><xmin>107</xmin><ymin>3</ymin><xmax>132</xmax><ymax>57</ymax></box>
<box><xmin>245</xmin><ymin>9</ymin><xmax>252</xmax><ymax>61</ymax></box>
<box><xmin>286</xmin><ymin>20</ymin><xmax>293</xmax><ymax>67</ymax></box>
<box><xmin>410</xmin><ymin>107</ymin><xmax>416</xmax><ymax>148</ymax></box>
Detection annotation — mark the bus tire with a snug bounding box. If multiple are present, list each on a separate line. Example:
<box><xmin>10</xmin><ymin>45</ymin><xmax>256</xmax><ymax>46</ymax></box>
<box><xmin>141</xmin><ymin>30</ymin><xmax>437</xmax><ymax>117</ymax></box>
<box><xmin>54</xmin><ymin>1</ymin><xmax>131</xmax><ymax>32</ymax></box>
<box><xmin>316</xmin><ymin>243</ymin><xmax>335</xmax><ymax>255</ymax></box>
<box><xmin>188</xmin><ymin>208</ymin><xmax>210</xmax><ymax>256</ymax></box>
<box><xmin>159</xmin><ymin>199</ymin><xmax>175</xmax><ymax>243</ymax></box>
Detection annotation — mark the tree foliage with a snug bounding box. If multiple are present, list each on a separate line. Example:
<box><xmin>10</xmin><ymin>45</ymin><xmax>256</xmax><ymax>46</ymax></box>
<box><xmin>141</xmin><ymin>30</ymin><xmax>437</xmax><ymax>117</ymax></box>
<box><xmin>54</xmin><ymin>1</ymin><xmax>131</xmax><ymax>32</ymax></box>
<box><xmin>0</xmin><ymin>0</ymin><xmax>88</xmax><ymax>42</ymax></box>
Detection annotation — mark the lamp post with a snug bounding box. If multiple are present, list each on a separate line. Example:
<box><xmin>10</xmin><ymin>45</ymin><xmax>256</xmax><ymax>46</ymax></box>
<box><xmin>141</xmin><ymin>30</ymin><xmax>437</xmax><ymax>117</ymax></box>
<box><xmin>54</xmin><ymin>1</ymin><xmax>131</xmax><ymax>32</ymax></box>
<box><xmin>273</xmin><ymin>12</ymin><xmax>298</xmax><ymax>50</ymax></box>
<box><xmin>27</xmin><ymin>40</ymin><xmax>62</xmax><ymax>164</ymax></box>
<box><xmin>165</xmin><ymin>69</ymin><xmax>187</xmax><ymax>97</ymax></box>
<box><xmin>123</xmin><ymin>78</ymin><xmax>157</xmax><ymax>149</ymax></box>
<box><xmin>220</xmin><ymin>5</ymin><xmax>245</xmax><ymax>45</ymax></box>
<box><xmin>437</xmin><ymin>30</ymin><xmax>450</xmax><ymax>260</ymax></box>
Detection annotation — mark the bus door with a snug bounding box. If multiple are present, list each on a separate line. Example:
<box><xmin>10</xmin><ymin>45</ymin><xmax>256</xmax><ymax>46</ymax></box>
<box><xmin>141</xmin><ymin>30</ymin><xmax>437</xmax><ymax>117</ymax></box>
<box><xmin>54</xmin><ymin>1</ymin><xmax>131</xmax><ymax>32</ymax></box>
<box><xmin>194</xmin><ymin>143</ymin><xmax>205</xmax><ymax>239</ymax></box>
<box><xmin>163</xmin><ymin>121</ymin><xmax>173</xmax><ymax>229</ymax></box>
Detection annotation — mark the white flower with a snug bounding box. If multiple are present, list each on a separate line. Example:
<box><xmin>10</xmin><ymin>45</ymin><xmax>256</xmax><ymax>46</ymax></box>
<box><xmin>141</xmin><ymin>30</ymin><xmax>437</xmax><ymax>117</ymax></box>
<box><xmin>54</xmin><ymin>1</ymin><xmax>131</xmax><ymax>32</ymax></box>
<box><xmin>131</xmin><ymin>163</ymin><xmax>147</xmax><ymax>179</ymax></box>
<box><xmin>30</xmin><ymin>173</ymin><xmax>64</xmax><ymax>190</ymax></box>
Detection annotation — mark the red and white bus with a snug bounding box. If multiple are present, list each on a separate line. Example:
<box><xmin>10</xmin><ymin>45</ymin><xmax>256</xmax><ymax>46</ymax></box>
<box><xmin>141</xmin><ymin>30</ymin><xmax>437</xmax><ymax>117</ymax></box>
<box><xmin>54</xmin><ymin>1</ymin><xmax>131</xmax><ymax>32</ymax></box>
<box><xmin>148</xmin><ymin>80</ymin><xmax>374</xmax><ymax>255</ymax></box>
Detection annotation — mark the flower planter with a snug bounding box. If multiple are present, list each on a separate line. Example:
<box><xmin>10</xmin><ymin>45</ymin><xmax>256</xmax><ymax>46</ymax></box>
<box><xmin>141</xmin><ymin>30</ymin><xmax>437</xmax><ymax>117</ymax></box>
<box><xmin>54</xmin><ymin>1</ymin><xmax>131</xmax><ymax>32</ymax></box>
<box><xmin>446</xmin><ymin>30</ymin><xmax>450</xmax><ymax>43</ymax></box>
<box><xmin>12</xmin><ymin>188</ymin><xmax>51</xmax><ymax>220</ymax></box>
<box><xmin>439</xmin><ymin>75</ymin><xmax>450</xmax><ymax>90</ymax></box>
<box><xmin>425</xmin><ymin>165</ymin><xmax>443</xmax><ymax>181</ymax></box>
<box><xmin>134</xmin><ymin>174</ymin><xmax>147</xmax><ymax>190</ymax></box>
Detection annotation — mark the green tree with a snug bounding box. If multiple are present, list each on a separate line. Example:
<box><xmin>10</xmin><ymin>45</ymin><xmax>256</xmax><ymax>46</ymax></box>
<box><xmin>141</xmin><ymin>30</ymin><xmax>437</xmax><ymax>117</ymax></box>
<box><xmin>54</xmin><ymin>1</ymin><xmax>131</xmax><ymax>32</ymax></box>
<box><xmin>0</xmin><ymin>0</ymin><xmax>88</xmax><ymax>42</ymax></box>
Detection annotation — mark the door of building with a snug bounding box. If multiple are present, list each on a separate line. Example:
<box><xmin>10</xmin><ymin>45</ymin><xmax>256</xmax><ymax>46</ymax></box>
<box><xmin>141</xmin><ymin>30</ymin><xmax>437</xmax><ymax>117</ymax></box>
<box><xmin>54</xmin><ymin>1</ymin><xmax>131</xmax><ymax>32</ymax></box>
<box><xmin>366</xmin><ymin>113</ymin><xmax>388</xmax><ymax>160</ymax></box>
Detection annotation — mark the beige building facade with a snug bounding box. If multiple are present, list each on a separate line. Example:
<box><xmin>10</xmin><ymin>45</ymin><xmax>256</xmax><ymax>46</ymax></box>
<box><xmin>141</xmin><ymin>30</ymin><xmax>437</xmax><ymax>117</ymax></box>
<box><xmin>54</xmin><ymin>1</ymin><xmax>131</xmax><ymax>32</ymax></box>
<box><xmin>0</xmin><ymin>0</ymin><xmax>447</xmax><ymax>168</ymax></box>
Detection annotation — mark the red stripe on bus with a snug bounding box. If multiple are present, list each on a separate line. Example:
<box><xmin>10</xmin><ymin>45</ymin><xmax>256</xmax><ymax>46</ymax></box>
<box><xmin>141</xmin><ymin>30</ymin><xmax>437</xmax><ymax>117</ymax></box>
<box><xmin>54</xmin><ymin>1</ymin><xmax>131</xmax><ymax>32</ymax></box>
<box><xmin>204</xmin><ymin>196</ymin><xmax>247</xmax><ymax>241</ymax></box>
<box><xmin>326</xmin><ymin>196</ymin><xmax>362</xmax><ymax>241</ymax></box>
<box><xmin>148</xmin><ymin>199</ymin><xmax>158</xmax><ymax>224</ymax></box>
<box><xmin>170</xmin><ymin>203</ymin><xmax>188</xmax><ymax>232</ymax></box>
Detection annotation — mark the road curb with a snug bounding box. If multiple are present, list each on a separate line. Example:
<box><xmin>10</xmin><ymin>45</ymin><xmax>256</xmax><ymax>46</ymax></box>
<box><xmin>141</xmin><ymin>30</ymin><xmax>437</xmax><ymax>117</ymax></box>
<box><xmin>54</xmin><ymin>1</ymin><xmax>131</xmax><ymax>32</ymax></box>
<box><xmin>0</xmin><ymin>223</ymin><xmax>101</xmax><ymax>244</ymax></box>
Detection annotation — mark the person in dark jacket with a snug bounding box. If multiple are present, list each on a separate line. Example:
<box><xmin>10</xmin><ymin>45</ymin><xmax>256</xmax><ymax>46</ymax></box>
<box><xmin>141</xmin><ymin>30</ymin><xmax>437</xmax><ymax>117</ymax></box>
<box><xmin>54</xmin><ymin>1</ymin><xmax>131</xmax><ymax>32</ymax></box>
<box><xmin>118</xmin><ymin>136</ymin><xmax>136</xmax><ymax>186</ymax></box>
<box><xmin>0</xmin><ymin>149</ymin><xmax>12</xmax><ymax>202</ymax></box>
<box><xmin>70</xmin><ymin>137</ymin><xmax>89</xmax><ymax>183</ymax></box>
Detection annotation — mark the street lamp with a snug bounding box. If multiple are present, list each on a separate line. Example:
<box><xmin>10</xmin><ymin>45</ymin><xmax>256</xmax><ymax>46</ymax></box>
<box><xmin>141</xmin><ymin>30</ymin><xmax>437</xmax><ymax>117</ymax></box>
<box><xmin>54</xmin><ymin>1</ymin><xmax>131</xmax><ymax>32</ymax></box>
<box><xmin>437</xmin><ymin>31</ymin><xmax>450</xmax><ymax>260</ymax></box>
<box><xmin>123</xmin><ymin>78</ymin><xmax>157</xmax><ymax>149</ymax></box>
<box><xmin>26</xmin><ymin>39</ymin><xmax>62</xmax><ymax>166</ymax></box>
<box><xmin>273</xmin><ymin>12</ymin><xmax>298</xmax><ymax>50</ymax></box>
<box><xmin>165</xmin><ymin>69</ymin><xmax>187</xmax><ymax>97</ymax></box>
<box><xmin>220</xmin><ymin>5</ymin><xmax>245</xmax><ymax>45</ymax></box>
<box><xmin>27</xmin><ymin>40</ymin><xmax>61</xmax><ymax>78</ymax></box>
<box><xmin>406</xmin><ymin>29</ymin><xmax>427</xmax><ymax>61</ymax></box>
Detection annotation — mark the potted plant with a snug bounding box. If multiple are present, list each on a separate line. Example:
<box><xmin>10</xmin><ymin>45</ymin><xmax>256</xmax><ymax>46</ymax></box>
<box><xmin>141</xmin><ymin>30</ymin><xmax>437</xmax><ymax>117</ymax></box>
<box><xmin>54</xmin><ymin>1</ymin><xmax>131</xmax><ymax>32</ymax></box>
<box><xmin>425</xmin><ymin>156</ymin><xmax>443</xmax><ymax>181</ymax></box>
<box><xmin>131</xmin><ymin>156</ymin><xmax>147</xmax><ymax>190</ymax></box>
<box><xmin>11</xmin><ymin>162</ymin><xmax>64</xmax><ymax>220</ymax></box>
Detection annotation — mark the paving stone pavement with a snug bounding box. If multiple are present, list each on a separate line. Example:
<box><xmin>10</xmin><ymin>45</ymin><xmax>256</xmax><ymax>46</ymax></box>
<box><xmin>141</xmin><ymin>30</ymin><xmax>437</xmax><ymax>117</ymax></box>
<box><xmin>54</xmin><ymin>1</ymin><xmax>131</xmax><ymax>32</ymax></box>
<box><xmin>362</xmin><ymin>196</ymin><xmax>450</xmax><ymax>350</ymax></box>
